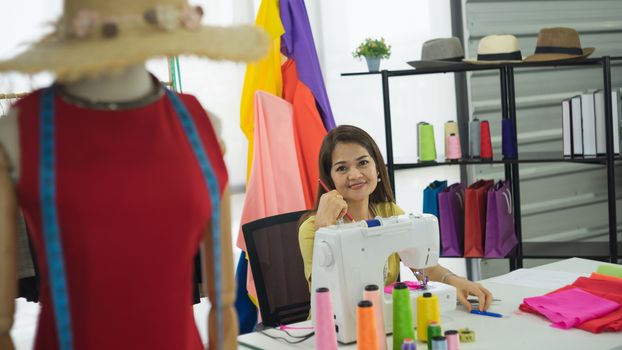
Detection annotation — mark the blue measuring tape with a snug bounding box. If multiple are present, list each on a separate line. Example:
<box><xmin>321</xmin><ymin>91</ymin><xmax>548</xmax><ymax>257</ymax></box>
<box><xmin>40</xmin><ymin>88</ymin><xmax>74</xmax><ymax>350</ymax></box>
<box><xmin>39</xmin><ymin>87</ymin><xmax>224</xmax><ymax>350</ymax></box>
<box><xmin>165</xmin><ymin>89</ymin><xmax>224</xmax><ymax>350</ymax></box>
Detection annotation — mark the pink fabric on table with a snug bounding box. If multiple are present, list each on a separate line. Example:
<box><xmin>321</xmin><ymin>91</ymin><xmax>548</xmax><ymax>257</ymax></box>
<box><xmin>523</xmin><ymin>287</ymin><xmax>620</xmax><ymax>329</ymax></box>
<box><xmin>520</xmin><ymin>277</ymin><xmax>622</xmax><ymax>333</ymax></box>
<box><xmin>383</xmin><ymin>281</ymin><xmax>424</xmax><ymax>294</ymax></box>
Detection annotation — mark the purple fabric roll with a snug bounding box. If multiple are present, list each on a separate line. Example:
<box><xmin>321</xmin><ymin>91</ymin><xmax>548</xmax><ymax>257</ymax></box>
<box><xmin>280</xmin><ymin>0</ymin><xmax>336</xmax><ymax>130</ymax></box>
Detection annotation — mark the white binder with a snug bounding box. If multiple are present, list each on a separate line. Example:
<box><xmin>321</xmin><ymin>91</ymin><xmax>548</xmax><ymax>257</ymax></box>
<box><xmin>594</xmin><ymin>90</ymin><xmax>621</xmax><ymax>155</ymax></box>
<box><xmin>570</xmin><ymin>96</ymin><xmax>583</xmax><ymax>155</ymax></box>
<box><xmin>580</xmin><ymin>93</ymin><xmax>596</xmax><ymax>156</ymax></box>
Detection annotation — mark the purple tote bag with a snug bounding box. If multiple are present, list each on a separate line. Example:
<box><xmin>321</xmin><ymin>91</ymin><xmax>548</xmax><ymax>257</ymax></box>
<box><xmin>484</xmin><ymin>181</ymin><xmax>518</xmax><ymax>257</ymax></box>
<box><xmin>438</xmin><ymin>183</ymin><xmax>465</xmax><ymax>257</ymax></box>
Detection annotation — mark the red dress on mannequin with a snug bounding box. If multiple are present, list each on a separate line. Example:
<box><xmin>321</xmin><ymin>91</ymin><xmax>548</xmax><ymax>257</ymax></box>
<box><xmin>15</xmin><ymin>87</ymin><xmax>227</xmax><ymax>350</ymax></box>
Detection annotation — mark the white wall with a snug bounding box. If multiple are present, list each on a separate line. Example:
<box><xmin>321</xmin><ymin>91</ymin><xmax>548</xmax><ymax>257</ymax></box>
<box><xmin>315</xmin><ymin>1</ymin><xmax>461</xmax><ymax>215</ymax></box>
<box><xmin>0</xmin><ymin>1</ymin><xmax>60</xmax><ymax>97</ymax></box>
<box><xmin>311</xmin><ymin>0</ymin><xmax>463</xmax><ymax>275</ymax></box>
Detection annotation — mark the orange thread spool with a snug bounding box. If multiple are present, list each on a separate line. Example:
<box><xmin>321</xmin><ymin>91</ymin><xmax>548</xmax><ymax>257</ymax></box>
<box><xmin>357</xmin><ymin>300</ymin><xmax>378</xmax><ymax>350</ymax></box>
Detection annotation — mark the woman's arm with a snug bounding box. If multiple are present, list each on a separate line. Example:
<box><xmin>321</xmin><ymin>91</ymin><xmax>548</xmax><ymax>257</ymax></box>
<box><xmin>298</xmin><ymin>217</ymin><xmax>317</xmax><ymax>286</ymax></box>
<box><xmin>423</xmin><ymin>264</ymin><xmax>492</xmax><ymax>312</ymax></box>
<box><xmin>0</xmin><ymin>144</ymin><xmax>17</xmax><ymax>350</ymax></box>
<box><xmin>203</xmin><ymin>186</ymin><xmax>237</xmax><ymax>350</ymax></box>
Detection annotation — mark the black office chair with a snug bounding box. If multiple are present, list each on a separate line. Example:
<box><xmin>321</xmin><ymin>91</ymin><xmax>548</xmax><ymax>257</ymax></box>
<box><xmin>242</xmin><ymin>210</ymin><xmax>310</xmax><ymax>327</ymax></box>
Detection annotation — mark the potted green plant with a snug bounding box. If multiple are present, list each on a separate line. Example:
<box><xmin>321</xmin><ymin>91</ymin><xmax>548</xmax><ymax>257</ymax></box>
<box><xmin>352</xmin><ymin>37</ymin><xmax>391</xmax><ymax>72</ymax></box>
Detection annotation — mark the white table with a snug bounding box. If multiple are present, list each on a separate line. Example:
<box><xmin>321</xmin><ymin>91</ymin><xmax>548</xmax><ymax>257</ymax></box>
<box><xmin>238</xmin><ymin>258</ymin><xmax>622</xmax><ymax>350</ymax></box>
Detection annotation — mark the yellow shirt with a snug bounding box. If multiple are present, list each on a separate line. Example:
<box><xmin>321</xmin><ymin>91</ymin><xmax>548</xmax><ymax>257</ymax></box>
<box><xmin>298</xmin><ymin>202</ymin><xmax>405</xmax><ymax>288</ymax></box>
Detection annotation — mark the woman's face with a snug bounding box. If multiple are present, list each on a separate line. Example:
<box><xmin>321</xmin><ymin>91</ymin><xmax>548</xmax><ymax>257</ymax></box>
<box><xmin>330</xmin><ymin>142</ymin><xmax>378</xmax><ymax>203</ymax></box>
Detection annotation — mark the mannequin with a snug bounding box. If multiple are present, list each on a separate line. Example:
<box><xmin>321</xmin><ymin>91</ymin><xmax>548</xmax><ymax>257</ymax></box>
<box><xmin>0</xmin><ymin>64</ymin><xmax>237</xmax><ymax>349</ymax></box>
<box><xmin>0</xmin><ymin>1</ymin><xmax>269</xmax><ymax>348</ymax></box>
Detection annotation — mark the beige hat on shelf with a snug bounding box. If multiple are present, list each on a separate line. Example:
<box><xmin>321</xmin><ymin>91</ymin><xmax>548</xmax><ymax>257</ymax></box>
<box><xmin>0</xmin><ymin>0</ymin><xmax>270</xmax><ymax>81</ymax></box>
<box><xmin>524</xmin><ymin>27</ymin><xmax>594</xmax><ymax>62</ymax></box>
<box><xmin>463</xmin><ymin>34</ymin><xmax>523</xmax><ymax>64</ymax></box>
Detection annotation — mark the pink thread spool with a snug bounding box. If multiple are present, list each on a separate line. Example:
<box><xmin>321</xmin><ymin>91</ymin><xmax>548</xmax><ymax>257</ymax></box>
<box><xmin>363</xmin><ymin>285</ymin><xmax>387</xmax><ymax>350</ymax></box>
<box><xmin>315</xmin><ymin>287</ymin><xmax>338</xmax><ymax>350</ymax></box>
<box><xmin>446</xmin><ymin>133</ymin><xmax>462</xmax><ymax>160</ymax></box>
<box><xmin>444</xmin><ymin>330</ymin><xmax>460</xmax><ymax>350</ymax></box>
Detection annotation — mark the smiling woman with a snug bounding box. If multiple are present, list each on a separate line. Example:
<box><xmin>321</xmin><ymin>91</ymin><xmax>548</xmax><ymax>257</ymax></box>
<box><xmin>297</xmin><ymin>125</ymin><xmax>494</xmax><ymax>313</ymax></box>
<box><xmin>298</xmin><ymin>125</ymin><xmax>400</xmax><ymax>286</ymax></box>
<box><xmin>314</xmin><ymin>125</ymin><xmax>395</xmax><ymax>224</ymax></box>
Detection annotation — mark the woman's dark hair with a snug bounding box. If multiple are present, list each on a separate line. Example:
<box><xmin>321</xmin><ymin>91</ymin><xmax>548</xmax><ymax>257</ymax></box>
<box><xmin>299</xmin><ymin>125</ymin><xmax>395</xmax><ymax>225</ymax></box>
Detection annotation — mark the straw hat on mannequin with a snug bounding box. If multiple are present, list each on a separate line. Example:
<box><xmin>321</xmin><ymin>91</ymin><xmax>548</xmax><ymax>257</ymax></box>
<box><xmin>0</xmin><ymin>1</ymin><xmax>268</xmax><ymax>350</ymax></box>
<box><xmin>0</xmin><ymin>0</ymin><xmax>269</xmax><ymax>80</ymax></box>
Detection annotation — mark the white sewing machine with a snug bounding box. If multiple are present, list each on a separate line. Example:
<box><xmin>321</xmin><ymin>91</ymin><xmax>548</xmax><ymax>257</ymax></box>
<box><xmin>311</xmin><ymin>213</ymin><xmax>456</xmax><ymax>344</ymax></box>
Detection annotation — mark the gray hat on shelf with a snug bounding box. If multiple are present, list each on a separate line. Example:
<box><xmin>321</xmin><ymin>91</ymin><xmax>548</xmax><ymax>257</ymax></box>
<box><xmin>407</xmin><ymin>37</ymin><xmax>465</xmax><ymax>69</ymax></box>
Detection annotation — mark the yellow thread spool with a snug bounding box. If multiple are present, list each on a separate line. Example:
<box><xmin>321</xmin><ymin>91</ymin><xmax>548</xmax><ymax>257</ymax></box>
<box><xmin>417</xmin><ymin>292</ymin><xmax>440</xmax><ymax>342</ymax></box>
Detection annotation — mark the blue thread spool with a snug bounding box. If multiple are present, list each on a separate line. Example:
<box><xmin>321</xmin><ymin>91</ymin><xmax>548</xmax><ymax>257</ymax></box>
<box><xmin>366</xmin><ymin>219</ymin><xmax>381</xmax><ymax>227</ymax></box>
<box><xmin>431</xmin><ymin>336</ymin><xmax>447</xmax><ymax>350</ymax></box>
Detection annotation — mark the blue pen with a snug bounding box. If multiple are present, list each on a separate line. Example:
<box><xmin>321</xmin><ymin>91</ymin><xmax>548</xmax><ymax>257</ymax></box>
<box><xmin>470</xmin><ymin>310</ymin><xmax>503</xmax><ymax>318</ymax></box>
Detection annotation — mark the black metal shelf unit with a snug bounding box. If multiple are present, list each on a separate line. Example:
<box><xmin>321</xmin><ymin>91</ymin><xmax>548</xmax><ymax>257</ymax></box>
<box><xmin>393</xmin><ymin>151</ymin><xmax>622</xmax><ymax>170</ymax></box>
<box><xmin>341</xmin><ymin>56</ymin><xmax>621</xmax><ymax>270</ymax></box>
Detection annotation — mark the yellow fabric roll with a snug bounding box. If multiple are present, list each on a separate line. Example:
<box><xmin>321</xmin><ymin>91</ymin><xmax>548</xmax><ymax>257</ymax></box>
<box><xmin>240</xmin><ymin>0</ymin><xmax>285</xmax><ymax>180</ymax></box>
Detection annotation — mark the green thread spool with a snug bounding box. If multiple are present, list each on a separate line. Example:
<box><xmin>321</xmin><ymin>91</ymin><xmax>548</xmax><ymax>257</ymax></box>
<box><xmin>392</xmin><ymin>282</ymin><xmax>415</xmax><ymax>350</ymax></box>
<box><xmin>596</xmin><ymin>264</ymin><xmax>622</xmax><ymax>278</ymax></box>
<box><xmin>418</xmin><ymin>122</ymin><xmax>437</xmax><ymax>162</ymax></box>
<box><xmin>427</xmin><ymin>321</ymin><xmax>442</xmax><ymax>350</ymax></box>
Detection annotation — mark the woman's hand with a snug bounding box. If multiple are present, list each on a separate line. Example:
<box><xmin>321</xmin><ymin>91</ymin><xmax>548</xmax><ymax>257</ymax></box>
<box><xmin>446</xmin><ymin>275</ymin><xmax>493</xmax><ymax>312</ymax></box>
<box><xmin>314</xmin><ymin>190</ymin><xmax>348</xmax><ymax>229</ymax></box>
